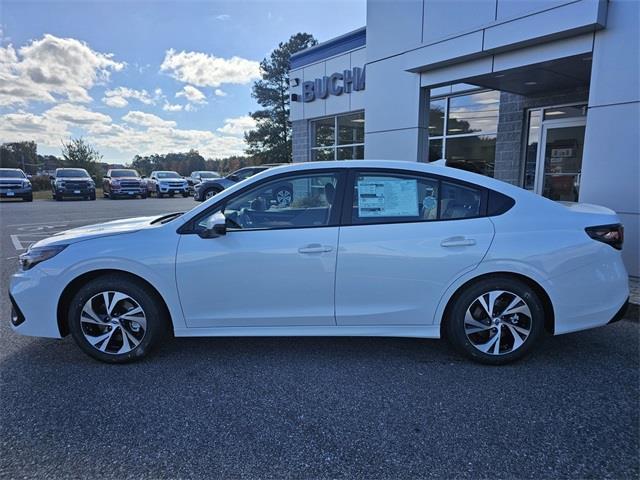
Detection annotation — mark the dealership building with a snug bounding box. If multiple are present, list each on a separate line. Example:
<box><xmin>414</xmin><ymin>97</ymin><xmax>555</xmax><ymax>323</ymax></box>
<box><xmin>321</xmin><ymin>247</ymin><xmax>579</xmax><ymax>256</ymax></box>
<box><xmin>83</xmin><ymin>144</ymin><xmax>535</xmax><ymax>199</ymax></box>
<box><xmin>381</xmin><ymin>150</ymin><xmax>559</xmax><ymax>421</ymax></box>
<box><xmin>289</xmin><ymin>0</ymin><xmax>639</xmax><ymax>276</ymax></box>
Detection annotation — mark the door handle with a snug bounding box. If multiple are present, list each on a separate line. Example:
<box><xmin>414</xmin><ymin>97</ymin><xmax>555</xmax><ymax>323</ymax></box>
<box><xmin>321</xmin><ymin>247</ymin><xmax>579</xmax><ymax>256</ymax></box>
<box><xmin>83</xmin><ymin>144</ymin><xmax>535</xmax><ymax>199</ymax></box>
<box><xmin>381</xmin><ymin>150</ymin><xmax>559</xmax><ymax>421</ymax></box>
<box><xmin>441</xmin><ymin>236</ymin><xmax>476</xmax><ymax>247</ymax></box>
<box><xmin>298</xmin><ymin>244</ymin><xmax>333</xmax><ymax>254</ymax></box>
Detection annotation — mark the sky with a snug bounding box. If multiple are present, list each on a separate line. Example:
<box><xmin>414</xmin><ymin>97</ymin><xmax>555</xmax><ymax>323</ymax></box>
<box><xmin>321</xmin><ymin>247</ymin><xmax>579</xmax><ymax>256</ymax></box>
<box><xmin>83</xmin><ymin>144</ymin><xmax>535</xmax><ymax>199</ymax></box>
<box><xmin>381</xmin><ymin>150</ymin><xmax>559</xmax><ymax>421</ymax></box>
<box><xmin>0</xmin><ymin>0</ymin><xmax>366</xmax><ymax>163</ymax></box>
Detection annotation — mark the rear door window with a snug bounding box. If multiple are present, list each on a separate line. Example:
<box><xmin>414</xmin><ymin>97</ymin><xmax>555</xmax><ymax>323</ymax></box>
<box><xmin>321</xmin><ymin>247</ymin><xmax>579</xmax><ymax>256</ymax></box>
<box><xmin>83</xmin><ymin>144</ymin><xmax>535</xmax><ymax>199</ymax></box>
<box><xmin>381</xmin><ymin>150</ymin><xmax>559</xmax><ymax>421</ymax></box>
<box><xmin>349</xmin><ymin>171</ymin><xmax>483</xmax><ymax>224</ymax></box>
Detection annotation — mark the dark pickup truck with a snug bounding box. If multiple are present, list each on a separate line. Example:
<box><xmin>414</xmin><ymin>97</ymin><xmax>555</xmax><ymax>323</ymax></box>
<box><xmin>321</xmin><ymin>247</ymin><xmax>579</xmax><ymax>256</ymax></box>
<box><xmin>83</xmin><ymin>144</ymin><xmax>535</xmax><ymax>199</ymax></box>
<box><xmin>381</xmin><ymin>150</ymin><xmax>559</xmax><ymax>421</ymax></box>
<box><xmin>50</xmin><ymin>168</ymin><xmax>96</xmax><ymax>201</ymax></box>
<box><xmin>0</xmin><ymin>168</ymin><xmax>32</xmax><ymax>202</ymax></box>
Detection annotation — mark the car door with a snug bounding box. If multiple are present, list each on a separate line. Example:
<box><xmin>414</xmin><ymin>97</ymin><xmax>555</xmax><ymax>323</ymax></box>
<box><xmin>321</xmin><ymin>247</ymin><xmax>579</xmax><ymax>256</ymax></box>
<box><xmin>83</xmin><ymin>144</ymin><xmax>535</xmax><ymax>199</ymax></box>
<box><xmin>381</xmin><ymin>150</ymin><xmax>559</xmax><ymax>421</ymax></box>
<box><xmin>335</xmin><ymin>169</ymin><xmax>495</xmax><ymax>326</ymax></box>
<box><xmin>176</xmin><ymin>169</ymin><xmax>345</xmax><ymax>328</ymax></box>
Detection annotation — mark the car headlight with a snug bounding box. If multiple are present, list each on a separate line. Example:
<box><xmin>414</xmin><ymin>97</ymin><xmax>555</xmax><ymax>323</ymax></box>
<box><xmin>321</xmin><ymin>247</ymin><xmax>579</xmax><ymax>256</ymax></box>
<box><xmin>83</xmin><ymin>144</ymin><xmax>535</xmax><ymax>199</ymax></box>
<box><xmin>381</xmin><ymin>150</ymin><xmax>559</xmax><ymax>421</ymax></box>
<box><xmin>89</xmin><ymin>180</ymin><xmax>95</xmax><ymax>187</ymax></box>
<box><xmin>110</xmin><ymin>179</ymin><xmax>120</xmax><ymax>186</ymax></box>
<box><xmin>55</xmin><ymin>179</ymin><xmax>65</xmax><ymax>185</ymax></box>
<box><xmin>19</xmin><ymin>245</ymin><xmax>67</xmax><ymax>271</ymax></box>
<box><xmin>23</xmin><ymin>180</ymin><xmax>31</xmax><ymax>188</ymax></box>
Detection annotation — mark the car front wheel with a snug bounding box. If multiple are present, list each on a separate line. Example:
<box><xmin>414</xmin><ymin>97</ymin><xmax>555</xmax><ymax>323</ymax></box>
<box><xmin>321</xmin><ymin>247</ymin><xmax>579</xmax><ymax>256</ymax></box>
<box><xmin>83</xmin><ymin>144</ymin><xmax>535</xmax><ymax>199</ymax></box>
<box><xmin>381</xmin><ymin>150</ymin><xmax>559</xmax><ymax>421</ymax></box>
<box><xmin>204</xmin><ymin>188</ymin><xmax>220</xmax><ymax>200</ymax></box>
<box><xmin>68</xmin><ymin>274</ymin><xmax>168</xmax><ymax>363</ymax></box>
<box><xmin>444</xmin><ymin>276</ymin><xmax>544</xmax><ymax>365</ymax></box>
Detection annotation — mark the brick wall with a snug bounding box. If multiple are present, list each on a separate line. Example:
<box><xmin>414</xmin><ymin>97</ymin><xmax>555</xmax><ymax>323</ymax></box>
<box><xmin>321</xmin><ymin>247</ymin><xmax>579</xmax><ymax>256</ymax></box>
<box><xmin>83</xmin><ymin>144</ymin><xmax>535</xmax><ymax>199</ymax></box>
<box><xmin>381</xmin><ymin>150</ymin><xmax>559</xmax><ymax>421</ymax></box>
<box><xmin>292</xmin><ymin>120</ymin><xmax>309</xmax><ymax>163</ymax></box>
<box><xmin>494</xmin><ymin>87</ymin><xmax>589</xmax><ymax>185</ymax></box>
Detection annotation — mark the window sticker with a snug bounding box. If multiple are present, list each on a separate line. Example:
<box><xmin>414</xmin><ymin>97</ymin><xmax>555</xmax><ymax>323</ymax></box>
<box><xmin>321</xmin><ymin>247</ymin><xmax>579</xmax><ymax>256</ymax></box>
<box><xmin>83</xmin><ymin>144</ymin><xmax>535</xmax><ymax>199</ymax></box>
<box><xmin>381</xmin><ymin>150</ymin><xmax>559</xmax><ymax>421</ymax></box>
<box><xmin>357</xmin><ymin>177</ymin><xmax>419</xmax><ymax>217</ymax></box>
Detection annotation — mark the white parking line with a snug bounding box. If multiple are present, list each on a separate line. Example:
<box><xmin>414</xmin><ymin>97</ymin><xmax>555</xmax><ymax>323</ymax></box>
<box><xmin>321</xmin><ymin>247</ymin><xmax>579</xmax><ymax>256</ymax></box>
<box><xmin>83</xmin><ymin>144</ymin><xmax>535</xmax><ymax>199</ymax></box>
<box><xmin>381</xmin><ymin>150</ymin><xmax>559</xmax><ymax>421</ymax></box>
<box><xmin>10</xmin><ymin>235</ymin><xmax>23</xmax><ymax>251</ymax></box>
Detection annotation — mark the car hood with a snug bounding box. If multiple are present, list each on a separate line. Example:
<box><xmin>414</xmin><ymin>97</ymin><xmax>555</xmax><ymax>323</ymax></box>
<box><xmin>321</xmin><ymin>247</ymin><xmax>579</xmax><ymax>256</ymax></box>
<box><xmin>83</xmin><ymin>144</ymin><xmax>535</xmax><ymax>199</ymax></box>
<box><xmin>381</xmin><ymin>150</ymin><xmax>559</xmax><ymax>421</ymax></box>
<box><xmin>32</xmin><ymin>215</ymin><xmax>160</xmax><ymax>248</ymax></box>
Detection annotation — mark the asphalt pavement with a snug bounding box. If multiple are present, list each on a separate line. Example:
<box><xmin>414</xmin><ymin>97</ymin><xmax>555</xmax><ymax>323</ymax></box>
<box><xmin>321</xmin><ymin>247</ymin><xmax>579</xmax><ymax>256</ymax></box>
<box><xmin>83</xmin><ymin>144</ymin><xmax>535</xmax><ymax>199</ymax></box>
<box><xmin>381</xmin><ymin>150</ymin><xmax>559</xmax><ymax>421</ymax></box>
<box><xmin>0</xmin><ymin>196</ymin><xmax>638</xmax><ymax>479</ymax></box>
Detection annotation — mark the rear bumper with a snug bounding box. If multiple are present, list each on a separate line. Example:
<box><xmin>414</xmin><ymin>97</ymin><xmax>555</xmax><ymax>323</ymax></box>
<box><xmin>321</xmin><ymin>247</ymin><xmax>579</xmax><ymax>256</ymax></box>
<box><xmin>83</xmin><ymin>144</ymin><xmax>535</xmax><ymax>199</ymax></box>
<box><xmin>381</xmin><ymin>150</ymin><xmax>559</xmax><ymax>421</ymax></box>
<box><xmin>608</xmin><ymin>298</ymin><xmax>630</xmax><ymax>324</ymax></box>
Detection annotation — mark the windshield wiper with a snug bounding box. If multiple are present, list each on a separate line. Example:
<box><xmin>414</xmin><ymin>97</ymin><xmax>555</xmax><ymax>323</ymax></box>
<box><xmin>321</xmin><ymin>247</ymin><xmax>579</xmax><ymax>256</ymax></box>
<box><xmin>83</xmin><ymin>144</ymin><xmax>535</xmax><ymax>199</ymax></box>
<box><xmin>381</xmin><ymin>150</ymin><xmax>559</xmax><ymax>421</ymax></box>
<box><xmin>151</xmin><ymin>212</ymin><xmax>184</xmax><ymax>225</ymax></box>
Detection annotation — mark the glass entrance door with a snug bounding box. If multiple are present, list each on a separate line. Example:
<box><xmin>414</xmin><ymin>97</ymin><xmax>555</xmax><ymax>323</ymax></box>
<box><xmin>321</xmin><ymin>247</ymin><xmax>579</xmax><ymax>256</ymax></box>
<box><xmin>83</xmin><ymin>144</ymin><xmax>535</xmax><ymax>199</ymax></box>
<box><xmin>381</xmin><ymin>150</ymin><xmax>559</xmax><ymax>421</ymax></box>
<box><xmin>535</xmin><ymin>120</ymin><xmax>586</xmax><ymax>202</ymax></box>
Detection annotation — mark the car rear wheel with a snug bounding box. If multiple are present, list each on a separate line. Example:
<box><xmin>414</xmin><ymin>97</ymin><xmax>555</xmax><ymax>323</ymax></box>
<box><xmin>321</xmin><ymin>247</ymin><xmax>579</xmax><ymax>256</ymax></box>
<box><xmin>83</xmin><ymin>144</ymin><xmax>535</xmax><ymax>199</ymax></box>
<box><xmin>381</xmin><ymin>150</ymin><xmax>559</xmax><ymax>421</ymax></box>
<box><xmin>68</xmin><ymin>274</ymin><xmax>168</xmax><ymax>363</ymax></box>
<box><xmin>444</xmin><ymin>276</ymin><xmax>544</xmax><ymax>365</ymax></box>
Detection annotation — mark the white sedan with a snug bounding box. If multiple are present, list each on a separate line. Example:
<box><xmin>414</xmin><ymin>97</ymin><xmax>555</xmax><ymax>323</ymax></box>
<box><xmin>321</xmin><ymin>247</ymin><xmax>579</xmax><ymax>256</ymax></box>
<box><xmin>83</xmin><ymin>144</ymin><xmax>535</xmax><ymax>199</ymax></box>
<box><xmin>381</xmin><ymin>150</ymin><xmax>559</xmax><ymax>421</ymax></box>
<box><xmin>10</xmin><ymin>161</ymin><xmax>629</xmax><ymax>364</ymax></box>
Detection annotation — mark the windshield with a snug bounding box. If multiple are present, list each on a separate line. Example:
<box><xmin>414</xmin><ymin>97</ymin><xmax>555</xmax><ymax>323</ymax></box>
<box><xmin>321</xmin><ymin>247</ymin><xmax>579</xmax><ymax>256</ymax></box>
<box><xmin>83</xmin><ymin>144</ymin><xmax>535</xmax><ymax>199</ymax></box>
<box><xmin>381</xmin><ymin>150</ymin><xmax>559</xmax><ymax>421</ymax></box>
<box><xmin>198</xmin><ymin>172</ymin><xmax>219</xmax><ymax>178</ymax></box>
<box><xmin>57</xmin><ymin>169</ymin><xmax>89</xmax><ymax>178</ymax></box>
<box><xmin>0</xmin><ymin>169</ymin><xmax>26</xmax><ymax>178</ymax></box>
<box><xmin>110</xmin><ymin>169</ymin><xmax>139</xmax><ymax>178</ymax></box>
<box><xmin>157</xmin><ymin>172</ymin><xmax>181</xmax><ymax>179</ymax></box>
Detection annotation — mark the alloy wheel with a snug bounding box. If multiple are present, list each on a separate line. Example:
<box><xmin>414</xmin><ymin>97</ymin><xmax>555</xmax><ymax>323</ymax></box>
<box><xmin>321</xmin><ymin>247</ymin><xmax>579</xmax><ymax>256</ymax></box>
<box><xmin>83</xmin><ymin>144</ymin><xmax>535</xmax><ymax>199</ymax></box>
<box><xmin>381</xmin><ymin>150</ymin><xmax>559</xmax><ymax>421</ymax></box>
<box><xmin>464</xmin><ymin>290</ymin><xmax>532</xmax><ymax>356</ymax></box>
<box><xmin>275</xmin><ymin>189</ymin><xmax>292</xmax><ymax>207</ymax></box>
<box><xmin>79</xmin><ymin>291</ymin><xmax>147</xmax><ymax>355</ymax></box>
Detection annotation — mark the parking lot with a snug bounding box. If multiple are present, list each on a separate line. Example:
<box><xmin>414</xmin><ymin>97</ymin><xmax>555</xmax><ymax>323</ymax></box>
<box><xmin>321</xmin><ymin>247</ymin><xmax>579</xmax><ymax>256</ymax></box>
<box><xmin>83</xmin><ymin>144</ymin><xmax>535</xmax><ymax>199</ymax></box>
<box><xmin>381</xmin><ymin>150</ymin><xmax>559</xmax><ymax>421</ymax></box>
<box><xmin>0</xmin><ymin>197</ymin><xmax>638</xmax><ymax>479</ymax></box>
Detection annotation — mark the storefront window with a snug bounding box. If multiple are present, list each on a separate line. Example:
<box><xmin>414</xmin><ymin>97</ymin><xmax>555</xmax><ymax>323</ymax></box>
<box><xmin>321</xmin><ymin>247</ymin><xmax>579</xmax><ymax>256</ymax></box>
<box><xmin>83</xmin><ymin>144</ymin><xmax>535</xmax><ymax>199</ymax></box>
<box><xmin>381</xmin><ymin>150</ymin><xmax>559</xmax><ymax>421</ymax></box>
<box><xmin>427</xmin><ymin>90</ymin><xmax>499</xmax><ymax>177</ymax></box>
<box><xmin>310</xmin><ymin>112</ymin><xmax>365</xmax><ymax>161</ymax></box>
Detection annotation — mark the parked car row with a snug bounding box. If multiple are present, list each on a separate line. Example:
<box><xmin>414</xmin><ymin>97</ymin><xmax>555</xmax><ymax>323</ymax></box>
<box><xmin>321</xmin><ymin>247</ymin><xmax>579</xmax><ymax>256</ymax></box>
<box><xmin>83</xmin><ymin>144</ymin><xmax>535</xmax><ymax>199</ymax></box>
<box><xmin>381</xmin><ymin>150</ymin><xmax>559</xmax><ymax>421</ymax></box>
<box><xmin>1</xmin><ymin>165</ymin><xmax>288</xmax><ymax>203</ymax></box>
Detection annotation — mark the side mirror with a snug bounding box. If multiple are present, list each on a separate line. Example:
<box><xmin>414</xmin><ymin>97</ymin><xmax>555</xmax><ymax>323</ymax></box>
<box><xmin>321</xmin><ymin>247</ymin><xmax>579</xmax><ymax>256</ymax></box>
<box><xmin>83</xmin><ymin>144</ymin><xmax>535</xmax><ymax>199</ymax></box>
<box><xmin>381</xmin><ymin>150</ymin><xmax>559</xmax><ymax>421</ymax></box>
<box><xmin>228</xmin><ymin>175</ymin><xmax>239</xmax><ymax>182</ymax></box>
<box><xmin>49</xmin><ymin>175</ymin><xmax>55</xmax><ymax>181</ymax></box>
<box><xmin>198</xmin><ymin>212</ymin><xmax>227</xmax><ymax>239</ymax></box>
<box><xmin>103</xmin><ymin>175</ymin><xmax>110</xmax><ymax>179</ymax></box>
<box><xmin>91</xmin><ymin>175</ymin><xmax>97</xmax><ymax>180</ymax></box>
<box><xmin>141</xmin><ymin>175</ymin><xmax>147</xmax><ymax>179</ymax></box>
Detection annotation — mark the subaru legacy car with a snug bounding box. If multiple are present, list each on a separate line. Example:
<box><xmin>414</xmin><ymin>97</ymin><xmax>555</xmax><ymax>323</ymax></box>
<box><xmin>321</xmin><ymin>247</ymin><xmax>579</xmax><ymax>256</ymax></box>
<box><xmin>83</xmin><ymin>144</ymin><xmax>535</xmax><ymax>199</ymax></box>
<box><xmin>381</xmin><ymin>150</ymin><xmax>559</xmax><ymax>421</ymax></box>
<box><xmin>193</xmin><ymin>164</ymin><xmax>284</xmax><ymax>201</ymax></box>
<box><xmin>0</xmin><ymin>168</ymin><xmax>32</xmax><ymax>202</ymax></box>
<box><xmin>10</xmin><ymin>161</ymin><xmax>629</xmax><ymax>365</ymax></box>
<box><xmin>50</xmin><ymin>168</ymin><xmax>96</xmax><ymax>201</ymax></box>
<box><xmin>103</xmin><ymin>169</ymin><xmax>146</xmax><ymax>199</ymax></box>
<box><xmin>146</xmin><ymin>171</ymin><xmax>189</xmax><ymax>198</ymax></box>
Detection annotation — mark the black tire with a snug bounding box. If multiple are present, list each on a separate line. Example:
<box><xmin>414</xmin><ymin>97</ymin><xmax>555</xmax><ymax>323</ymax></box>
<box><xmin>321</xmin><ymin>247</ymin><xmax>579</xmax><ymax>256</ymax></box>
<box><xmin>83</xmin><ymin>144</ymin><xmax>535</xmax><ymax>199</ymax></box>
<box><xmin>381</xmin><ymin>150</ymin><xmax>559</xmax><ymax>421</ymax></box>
<box><xmin>157</xmin><ymin>193</ymin><xmax>164</xmax><ymax>198</ymax></box>
<box><xmin>203</xmin><ymin>188</ymin><xmax>221</xmax><ymax>201</ymax></box>
<box><xmin>169</xmin><ymin>192</ymin><xmax>175</xmax><ymax>198</ymax></box>
<box><xmin>444</xmin><ymin>275</ymin><xmax>545</xmax><ymax>365</ymax></box>
<box><xmin>182</xmin><ymin>192</ymin><xmax>189</xmax><ymax>198</ymax></box>
<box><xmin>23</xmin><ymin>195</ymin><xmax>33</xmax><ymax>202</ymax></box>
<box><xmin>89</xmin><ymin>193</ymin><xmax>96</xmax><ymax>201</ymax></box>
<box><xmin>68</xmin><ymin>274</ymin><xmax>169</xmax><ymax>363</ymax></box>
<box><xmin>55</xmin><ymin>193</ymin><xmax>63</xmax><ymax>201</ymax></box>
<box><xmin>140</xmin><ymin>194</ymin><xmax>147</xmax><ymax>199</ymax></box>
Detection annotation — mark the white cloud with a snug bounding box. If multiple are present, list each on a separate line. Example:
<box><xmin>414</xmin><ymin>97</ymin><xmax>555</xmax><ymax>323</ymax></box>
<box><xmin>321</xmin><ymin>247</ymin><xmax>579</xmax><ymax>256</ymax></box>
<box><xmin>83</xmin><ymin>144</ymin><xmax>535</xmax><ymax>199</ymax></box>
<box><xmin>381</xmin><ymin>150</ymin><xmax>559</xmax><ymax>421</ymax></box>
<box><xmin>214</xmin><ymin>88</ymin><xmax>227</xmax><ymax>97</ymax></box>
<box><xmin>215</xmin><ymin>14</ymin><xmax>231</xmax><ymax>20</ymax></box>
<box><xmin>0</xmin><ymin>103</ymin><xmax>111</xmax><ymax>146</ymax></box>
<box><xmin>45</xmin><ymin>103</ymin><xmax>111</xmax><ymax>125</ymax></box>
<box><xmin>175</xmin><ymin>85</ymin><xmax>207</xmax><ymax>104</ymax></box>
<box><xmin>0</xmin><ymin>105</ymin><xmax>249</xmax><ymax>159</ymax></box>
<box><xmin>162</xmin><ymin>102</ymin><xmax>183</xmax><ymax>112</ymax></box>
<box><xmin>0</xmin><ymin>34</ymin><xmax>124</xmax><ymax>106</ymax></box>
<box><xmin>217</xmin><ymin>115</ymin><xmax>256</xmax><ymax>136</ymax></box>
<box><xmin>160</xmin><ymin>48</ymin><xmax>260</xmax><ymax>88</ymax></box>
<box><xmin>122</xmin><ymin>110</ymin><xmax>176</xmax><ymax>128</ymax></box>
<box><xmin>102</xmin><ymin>86</ymin><xmax>158</xmax><ymax>108</ymax></box>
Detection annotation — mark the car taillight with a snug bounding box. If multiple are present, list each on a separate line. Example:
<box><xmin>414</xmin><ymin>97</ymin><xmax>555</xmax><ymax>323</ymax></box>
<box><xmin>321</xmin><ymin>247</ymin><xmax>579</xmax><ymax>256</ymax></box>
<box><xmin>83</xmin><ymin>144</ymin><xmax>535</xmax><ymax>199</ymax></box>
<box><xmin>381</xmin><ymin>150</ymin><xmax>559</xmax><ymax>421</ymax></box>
<box><xmin>585</xmin><ymin>224</ymin><xmax>624</xmax><ymax>250</ymax></box>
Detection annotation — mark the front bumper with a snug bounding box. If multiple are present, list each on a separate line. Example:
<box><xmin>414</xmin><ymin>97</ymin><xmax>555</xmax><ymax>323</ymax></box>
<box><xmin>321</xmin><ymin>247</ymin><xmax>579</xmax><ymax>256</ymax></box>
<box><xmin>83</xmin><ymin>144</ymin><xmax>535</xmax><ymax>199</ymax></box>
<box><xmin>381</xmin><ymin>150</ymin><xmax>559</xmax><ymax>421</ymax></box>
<box><xmin>110</xmin><ymin>187</ymin><xmax>145</xmax><ymax>196</ymax></box>
<box><xmin>55</xmin><ymin>187</ymin><xmax>95</xmax><ymax>197</ymax></box>
<box><xmin>158</xmin><ymin>184</ymin><xmax>188</xmax><ymax>194</ymax></box>
<box><xmin>9</xmin><ymin>267</ymin><xmax>63</xmax><ymax>338</ymax></box>
<box><xmin>0</xmin><ymin>186</ymin><xmax>32</xmax><ymax>198</ymax></box>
